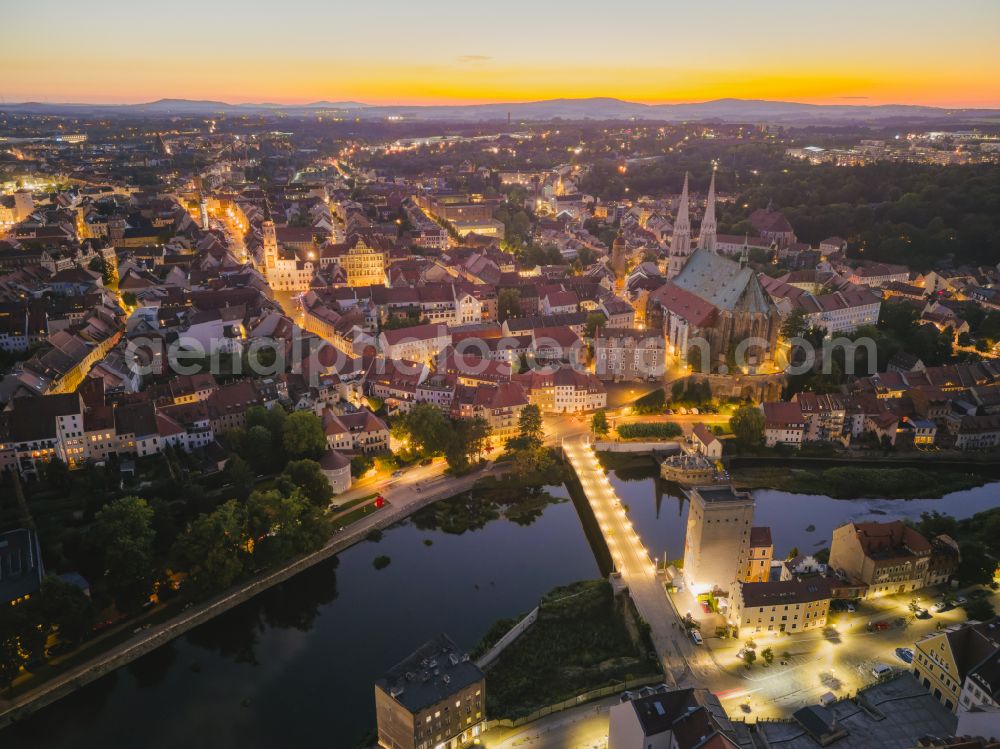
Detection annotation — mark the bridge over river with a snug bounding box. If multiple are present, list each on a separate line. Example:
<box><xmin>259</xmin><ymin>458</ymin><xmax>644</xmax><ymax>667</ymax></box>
<box><xmin>562</xmin><ymin>435</ymin><xmax>695</xmax><ymax>687</ymax></box>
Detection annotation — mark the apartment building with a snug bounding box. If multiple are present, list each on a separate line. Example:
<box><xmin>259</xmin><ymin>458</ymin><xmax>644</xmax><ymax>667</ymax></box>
<box><xmin>379</xmin><ymin>324</ymin><xmax>451</xmax><ymax>365</ymax></box>
<box><xmin>762</xmin><ymin>401</ymin><xmax>806</xmax><ymax>448</ymax></box>
<box><xmin>593</xmin><ymin>328</ymin><xmax>666</xmax><ymax>382</ymax></box>
<box><xmin>374</xmin><ymin>634</ymin><xmax>486</xmax><ymax>749</ymax></box>
<box><xmin>513</xmin><ymin>366</ymin><xmax>607</xmax><ymax>414</ymax></box>
<box><xmin>729</xmin><ymin>576</ymin><xmax>834</xmax><ymax>636</ymax></box>
<box><xmin>913</xmin><ymin>619</ymin><xmax>1000</xmax><ymax>713</ymax></box>
<box><xmin>828</xmin><ymin>521</ymin><xmax>958</xmax><ymax>597</ymax></box>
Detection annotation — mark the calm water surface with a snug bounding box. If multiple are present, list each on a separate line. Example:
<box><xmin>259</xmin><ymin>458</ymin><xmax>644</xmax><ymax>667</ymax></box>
<box><xmin>10</xmin><ymin>470</ymin><xmax>1000</xmax><ymax>749</ymax></box>
<box><xmin>8</xmin><ymin>487</ymin><xmax>597</xmax><ymax>749</ymax></box>
<box><xmin>614</xmin><ymin>469</ymin><xmax>1000</xmax><ymax>561</ymax></box>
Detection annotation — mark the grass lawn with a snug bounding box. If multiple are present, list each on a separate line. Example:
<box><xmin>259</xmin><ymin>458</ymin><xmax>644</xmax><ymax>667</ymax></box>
<box><xmin>481</xmin><ymin>580</ymin><xmax>661</xmax><ymax>719</ymax></box>
<box><xmin>732</xmin><ymin>464</ymin><xmax>988</xmax><ymax>498</ymax></box>
<box><xmin>331</xmin><ymin>493</ymin><xmax>378</xmax><ymax>513</ymax></box>
<box><xmin>334</xmin><ymin>502</ymin><xmax>383</xmax><ymax>527</ymax></box>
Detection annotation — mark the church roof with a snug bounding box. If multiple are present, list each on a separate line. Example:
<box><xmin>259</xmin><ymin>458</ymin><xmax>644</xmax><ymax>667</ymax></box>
<box><xmin>671</xmin><ymin>249</ymin><xmax>772</xmax><ymax>314</ymax></box>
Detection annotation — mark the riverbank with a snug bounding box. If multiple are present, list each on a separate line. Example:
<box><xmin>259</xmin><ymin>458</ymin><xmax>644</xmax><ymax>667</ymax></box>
<box><xmin>730</xmin><ymin>464</ymin><xmax>989</xmax><ymax>499</ymax></box>
<box><xmin>476</xmin><ymin>580</ymin><xmax>661</xmax><ymax>720</ymax></box>
<box><xmin>0</xmin><ymin>463</ymin><xmax>507</xmax><ymax>731</ymax></box>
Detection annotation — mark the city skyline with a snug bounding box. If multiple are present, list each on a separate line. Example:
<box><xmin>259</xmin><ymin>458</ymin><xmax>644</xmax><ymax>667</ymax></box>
<box><xmin>3</xmin><ymin>0</ymin><xmax>1000</xmax><ymax>108</ymax></box>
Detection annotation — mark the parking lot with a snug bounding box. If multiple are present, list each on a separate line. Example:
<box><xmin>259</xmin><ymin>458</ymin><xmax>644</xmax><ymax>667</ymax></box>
<box><xmin>671</xmin><ymin>585</ymin><xmax>1000</xmax><ymax>719</ymax></box>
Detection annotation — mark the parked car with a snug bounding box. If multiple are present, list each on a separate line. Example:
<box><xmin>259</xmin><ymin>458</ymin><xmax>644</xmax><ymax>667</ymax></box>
<box><xmin>872</xmin><ymin>664</ymin><xmax>893</xmax><ymax>679</ymax></box>
<box><xmin>895</xmin><ymin>647</ymin><xmax>914</xmax><ymax>664</ymax></box>
<box><xmin>955</xmin><ymin>595</ymin><xmax>969</xmax><ymax>605</ymax></box>
<box><xmin>846</xmin><ymin>603</ymin><xmax>856</xmax><ymax>613</ymax></box>
<box><xmin>690</xmin><ymin>630</ymin><xmax>704</xmax><ymax>645</ymax></box>
<box><xmin>932</xmin><ymin>600</ymin><xmax>952</xmax><ymax>613</ymax></box>
<box><xmin>391</xmin><ymin>469</ymin><xmax>403</xmax><ymax>477</ymax></box>
<box><xmin>699</xmin><ymin>600</ymin><xmax>712</xmax><ymax>614</ymax></box>
<box><xmin>914</xmin><ymin>607</ymin><xmax>932</xmax><ymax>619</ymax></box>
<box><xmin>690</xmin><ymin>408</ymin><xmax>699</xmax><ymax>415</ymax></box>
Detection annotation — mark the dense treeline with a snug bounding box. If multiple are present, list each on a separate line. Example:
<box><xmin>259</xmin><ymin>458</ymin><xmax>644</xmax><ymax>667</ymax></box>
<box><xmin>0</xmin><ymin>406</ymin><xmax>339</xmax><ymax>689</ymax></box>
<box><xmin>581</xmin><ymin>141</ymin><xmax>1000</xmax><ymax>271</ymax></box>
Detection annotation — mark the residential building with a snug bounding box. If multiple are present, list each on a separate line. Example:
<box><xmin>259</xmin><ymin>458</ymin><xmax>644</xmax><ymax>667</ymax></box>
<box><xmin>961</xmin><ymin>646</ymin><xmax>1000</xmax><ymax>713</ymax></box>
<box><xmin>762</xmin><ymin>401</ymin><xmax>805</xmax><ymax>448</ymax></box>
<box><xmin>828</xmin><ymin>521</ymin><xmax>957</xmax><ymax>597</ymax></box>
<box><xmin>608</xmin><ymin>687</ymin><xmax>739</xmax><ymax>749</ymax></box>
<box><xmin>691</xmin><ymin>423</ymin><xmax>723</xmax><ymax>459</ymax></box>
<box><xmin>450</xmin><ymin>381</ymin><xmax>528</xmax><ymax>442</ymax></box>
<box><xmin>513</xmin><ymin>366</ymin><xmax>607</xmax><ymax>414</ymax></box>
<box><xmin>729</xmin><ymin>575</ymin><xmax>834</xmax><ymax>635</ymax></box>
<box><xmin>379</xmin><ymin>324</ymin><xmax>451</xmax><ymax>365</ymax></box>
<box><xmin>0</xmin><ymin>528</ymin><xmax>45</xmax><ymax>607</ymax></box>
<box><xmin>374</xmin><ymin>634</ymin><xmax>486</xmax><ymax>749</ymax></box>
<box><xmin>913</xmin><ymin>619</ymin><xmax>1000</xmax><ymax>713</ymax></box>
<box><xmin>793</xmin><ymin>392</ymin><xmax>848</xmax><ymax>444</ymax></box>
<box><xmin>594</xmin><ymin>328</ymin><xmax>666</xmax><ymax>381</ymax></box>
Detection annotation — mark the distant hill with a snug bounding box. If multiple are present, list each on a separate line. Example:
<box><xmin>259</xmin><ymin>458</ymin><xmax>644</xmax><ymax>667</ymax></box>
<box><xmin>3</xmin><ymin>96</ymin><xmax>999</xmax><ymax>125</ymax></box>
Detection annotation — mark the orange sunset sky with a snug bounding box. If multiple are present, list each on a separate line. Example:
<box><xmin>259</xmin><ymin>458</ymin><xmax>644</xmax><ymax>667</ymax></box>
<box><xmin>2</xmin><ymin>0</ymin><xmax>999</xmax><ymax>108</ymax></box>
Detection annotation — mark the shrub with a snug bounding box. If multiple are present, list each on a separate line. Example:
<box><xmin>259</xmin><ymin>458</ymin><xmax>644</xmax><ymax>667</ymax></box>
<box><xmin>617</xmin><ymin>422</ymin><xmax>682</xmax><ymax>440</ymax></box>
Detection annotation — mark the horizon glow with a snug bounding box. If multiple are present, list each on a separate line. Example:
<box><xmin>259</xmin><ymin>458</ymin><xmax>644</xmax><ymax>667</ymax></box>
<box><xmin>2</xmin><ymin>0</ymin><xmax>1000</xmax><ymax>108</ymax></box>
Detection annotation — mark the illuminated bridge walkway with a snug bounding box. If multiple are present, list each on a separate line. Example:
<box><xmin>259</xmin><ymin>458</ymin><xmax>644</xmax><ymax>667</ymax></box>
<box><xmin>563</xmin><ymin>435</ymin><xmax>690</xmax><ymax>686</ymax></box>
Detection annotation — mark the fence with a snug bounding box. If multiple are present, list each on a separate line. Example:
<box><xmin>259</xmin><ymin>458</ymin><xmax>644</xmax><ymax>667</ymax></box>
<box><xmin>475</xmin><ymin>606</ymin><xmax>539</xmax><ymax>669</ymax></box>
<box><xmin>482</xmin><ymin>674</ymin><xmax>667</xmax><ymax>731</ymax></box>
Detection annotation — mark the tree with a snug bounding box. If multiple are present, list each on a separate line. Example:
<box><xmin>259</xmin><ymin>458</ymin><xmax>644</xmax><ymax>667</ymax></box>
<box><xmin>518</xmin><ymin>404</ymin><xmax>543</xmax><ymax>446</ymax></box>
<box><xmin>591</xmin><ymin>409</ymin><xmax>609</xmax><ymax>438</ymax></box>
<box><xmin>278</xmin><ymin>459</ymin><xmax>333</xmax><ymax>507</ymax></box>
<box><xmin>741</xmin><ymin>649</ymin><xmax>757</xmax><ymax>667</ymax></box>
<box><xmin>225</xmin><ymin>456</ymin><xmax>255</xmax><ymax>501</ymax></box>
<box><xmin>92</xmin><ymin>496</ymin><xmax>157</xmax><ymax>610</ymax></box>
<box><xmin>41</xmin><ymin>457</ymin><xmax>71</xmax><ymax>492</ymax></box>
<box><xmin>395</xmin><ymin>402</ymin><xmax>451</xmax><ymax>457</ymax></box>
<box><xmin>761</xmin><ymin>647</ymin><xmax>774</xmax><ymax>665</ymax></box>
<box><xmin>241</xmin><ymin>424</ymin><xmax>278</xmax><ymax>470</ymax></box>
<box><xmin>0</xmin><ymin>606</ymin><xmax>35</xmax><ymax>689</ymax></box>
<box><xmin>176</xmin><ymin>500</ymin><xmax>247</xmax><ymax>598</ymax></box>
<box><xmin>730</xmin><ymin>405</ymin><xmax>765</xmax><ymax>447</ymax></box>
<box><xmin>780</xmin><ymin>309</ymin><xmax>810</xmax><ymax>341</ymax></box>
<box><xmin>965</xmin><ymin>598</ymin><xmax>996</xmax><ymax>622</ymax></box>
<box><xmin>246</xmin><ymin>405</ymin><xmax>287</xmax><ymax>436</ymax></box>
<box><xmin>787</xmin><ymin>547</ymin><xmax>800</xmax><ymax>560</ymax></box>
<box><xmin>450</xmin><ymin>416</ymin><xmax>492</xmax><ymax>467</ymax></box>
<box><xmin>246</xmin><ymin>489</ymin><xmax>330</xmax><ymax>566</ymax></box>
<box><xmin>497</xmin><ymin>288</ymin><xmax>522</xmax><ymax>322</ymax></box>
<box><xmin>36</xmin><ymin>576</ymin><xmax>94</xmax><ymax>645</ymax></box>
<box><xmin>957</xmin><ymin>540</ymin><xmax>995</xmax><ymax>586</ymax></box>
<box><xmin>671</xmin><ymin>380</ymin><xmax>685</xmax><ymax>403</ymax></box>
<box><xmin>584</xmin><ymin>312</ymin><xmax>606</xmax><ymax>339</ymax></box>
<box><xmin>282</xmin><ymin>410</ymin><xmax>326</xmax><ymax>458</ymax></box>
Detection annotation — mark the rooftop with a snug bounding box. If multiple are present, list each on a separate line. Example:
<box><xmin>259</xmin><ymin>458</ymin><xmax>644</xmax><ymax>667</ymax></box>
<box><xmin>375</xmin><ymin>634</ymin><xmax>484</xmax><ymax>714</ymax></box>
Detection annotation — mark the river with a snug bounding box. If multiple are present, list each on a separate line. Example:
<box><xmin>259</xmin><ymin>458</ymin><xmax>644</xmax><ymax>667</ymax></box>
<box><xmin>8</xmin><ymin>471</ymin><xmax>1000</xmax><ymax>748</ymax></box>
<box><xmin>614</xmin><ymin>467</ymin><xmax>1000</xmax><ymax>561</ymax></box>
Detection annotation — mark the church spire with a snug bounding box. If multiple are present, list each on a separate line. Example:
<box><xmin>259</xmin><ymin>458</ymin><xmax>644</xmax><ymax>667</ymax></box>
<box><xmin>698</xmin><ymin>168</ymin><xmax>717</xmax><ymax>253</ymax></box>
<box><xmin>667</xmin><ymin>172</ymin><xmax>691</xmax><ymax>279</ymax></box>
